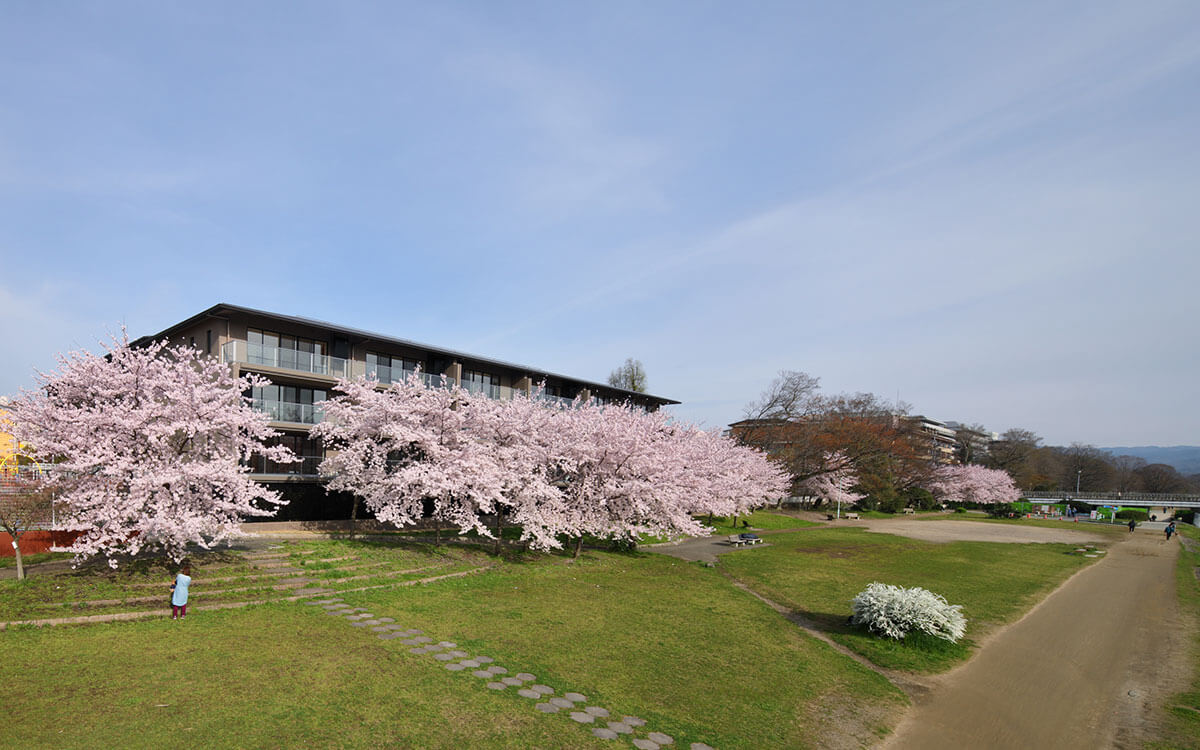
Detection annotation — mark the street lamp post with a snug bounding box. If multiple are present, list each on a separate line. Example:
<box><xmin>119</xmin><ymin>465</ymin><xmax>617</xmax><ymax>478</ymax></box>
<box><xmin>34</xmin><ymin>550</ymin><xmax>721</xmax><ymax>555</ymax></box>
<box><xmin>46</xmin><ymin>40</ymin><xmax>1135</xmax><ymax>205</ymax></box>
<box><xmin>1076</xmin><ymin>469</ymin><xmax>1082</xmax><ymax>494</ymax></box>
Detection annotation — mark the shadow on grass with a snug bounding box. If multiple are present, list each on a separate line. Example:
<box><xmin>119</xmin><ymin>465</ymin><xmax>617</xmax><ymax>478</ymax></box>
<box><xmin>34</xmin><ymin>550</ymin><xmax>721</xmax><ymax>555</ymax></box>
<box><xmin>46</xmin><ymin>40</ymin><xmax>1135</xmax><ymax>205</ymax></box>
<box><xmin>313</xmin><ymin>528</ymin><xmax>656</xmax><ymax>567</ymax></box>
<box><xmin>758</xmin><ymin>602</ymin><xmax>972</xmax><ymax>672</ymax></box>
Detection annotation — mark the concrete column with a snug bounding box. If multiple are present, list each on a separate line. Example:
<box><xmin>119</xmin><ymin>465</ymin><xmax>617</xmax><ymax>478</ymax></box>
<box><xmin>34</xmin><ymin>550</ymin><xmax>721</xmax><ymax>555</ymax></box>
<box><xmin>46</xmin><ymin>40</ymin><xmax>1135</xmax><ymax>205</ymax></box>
<box><xmin>515</xmin><ymin>376</ymin><xmax>532</xmax><ymax>395</ymax></box>
<box><xmin>578</xmin><ymin>388</ymin><xmax>591</xmax><ymax>402</ymax></box>
<box><xmin>444</xmin><ymin>361</ymin><xmax>462</xmax><ymax>386</ymax></box>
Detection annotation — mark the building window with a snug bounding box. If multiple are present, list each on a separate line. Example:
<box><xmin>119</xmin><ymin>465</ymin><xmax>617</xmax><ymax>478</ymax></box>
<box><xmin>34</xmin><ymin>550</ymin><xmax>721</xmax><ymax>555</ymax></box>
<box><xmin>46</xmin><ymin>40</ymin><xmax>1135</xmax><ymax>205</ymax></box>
<box><xmin>250</xmin><ymin>384</ymin><xmax>327</xmax><ymax>424</ymax></box>
<box><xmin>247</xmin><ymin>329</ymin><xmax>326</xmax><ymax>374</ymax></box>
<box><xmin>206</xmin><ymin>329</ymin><xmax>213</xmax><ymax>355</ymax></box>
<box><xmin>366</xmin><ymin>352</ymin><xmax>421</xmax><ymax>385</ymax></box>
<box><xmin>463</xmin><ymin>369</ymin><xmax>499</xmax><ymax>398</ymax></box>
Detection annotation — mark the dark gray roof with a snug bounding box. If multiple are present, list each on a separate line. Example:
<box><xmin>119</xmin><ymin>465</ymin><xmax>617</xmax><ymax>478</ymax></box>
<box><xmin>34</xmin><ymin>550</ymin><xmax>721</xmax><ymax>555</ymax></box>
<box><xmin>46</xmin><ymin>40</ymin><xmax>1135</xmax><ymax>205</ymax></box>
<box><xmin>132</xmin><ymin>302</ymin><xmax>679</xmax><ymax>406</ymax></box>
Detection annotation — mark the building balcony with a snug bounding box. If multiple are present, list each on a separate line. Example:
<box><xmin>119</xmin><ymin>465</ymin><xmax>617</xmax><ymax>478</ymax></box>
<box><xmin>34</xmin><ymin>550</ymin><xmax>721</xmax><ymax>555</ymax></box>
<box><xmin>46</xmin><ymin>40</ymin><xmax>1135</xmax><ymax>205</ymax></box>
<box><xmin>366</xmin><ymin>362</ymin><xmax>444</xmax><ymax>389</ymax></box>
<box><xmin>248</xmin><ymin>454</ymin><xmax>326</xmax><ymax>477</ymax></box>
<box><xmin>223</xmin><ymin>340</ymin><xmax>351</xmax><ymax>379</ymax></box>
<box><xmin>252</xmin><ymin>398</ymin><xmax>324</xmax><ymax>425</ymax></box>
<box><xmin>223</xmin><ymin>339</ymin><xmax>584</xmax><ymax>406</ymax></box>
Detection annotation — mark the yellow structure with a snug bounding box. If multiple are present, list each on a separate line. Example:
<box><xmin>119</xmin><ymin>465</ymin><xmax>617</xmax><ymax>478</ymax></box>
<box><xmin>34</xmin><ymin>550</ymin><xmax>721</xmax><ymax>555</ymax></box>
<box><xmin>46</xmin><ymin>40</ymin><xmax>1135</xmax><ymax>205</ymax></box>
<box><xmin>0</xmin><ymin>404</ymin><xmax>20</xmax><ymax>474</ymax></box>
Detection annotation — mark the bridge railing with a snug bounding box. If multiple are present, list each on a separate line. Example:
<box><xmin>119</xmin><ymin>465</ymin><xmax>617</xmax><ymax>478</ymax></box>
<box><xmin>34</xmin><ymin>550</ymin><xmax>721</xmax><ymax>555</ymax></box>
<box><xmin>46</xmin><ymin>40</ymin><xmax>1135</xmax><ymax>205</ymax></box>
<box><xmin>1020</xmin><ymin>489</ymin><xmax>1200</xmax><ymax>503</ymax></box>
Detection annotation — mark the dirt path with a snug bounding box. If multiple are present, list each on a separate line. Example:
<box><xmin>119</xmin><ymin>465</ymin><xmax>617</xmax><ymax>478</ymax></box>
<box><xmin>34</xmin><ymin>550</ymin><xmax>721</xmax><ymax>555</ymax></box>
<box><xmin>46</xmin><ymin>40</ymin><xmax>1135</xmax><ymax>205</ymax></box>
<box><xmin>881</xmin><ymin>532</ymin><xmax>1190</xmax><ymax>749</ymax></box>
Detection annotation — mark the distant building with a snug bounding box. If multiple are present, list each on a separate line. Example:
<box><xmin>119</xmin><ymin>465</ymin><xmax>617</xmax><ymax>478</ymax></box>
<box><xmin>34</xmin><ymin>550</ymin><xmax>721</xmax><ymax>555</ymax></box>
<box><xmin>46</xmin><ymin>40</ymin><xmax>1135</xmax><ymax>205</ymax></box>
<box><xmin>904</xmin><ymin>416</ymin><xmax>958</xmax><ymax>465</ymax></box>
<box><xmin>944</xmin><ymin>421</ymin><xmax>998</xmax><ymax>464</ymax></box>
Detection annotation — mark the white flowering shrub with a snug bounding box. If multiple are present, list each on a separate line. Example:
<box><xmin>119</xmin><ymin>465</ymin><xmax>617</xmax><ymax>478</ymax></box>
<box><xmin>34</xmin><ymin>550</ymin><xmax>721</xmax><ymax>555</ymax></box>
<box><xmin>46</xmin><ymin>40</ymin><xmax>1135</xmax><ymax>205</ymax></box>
<box><xmin>850</xmin><ymin>583</ymin><xmax>967</xmax><ymax>643</ymax></box>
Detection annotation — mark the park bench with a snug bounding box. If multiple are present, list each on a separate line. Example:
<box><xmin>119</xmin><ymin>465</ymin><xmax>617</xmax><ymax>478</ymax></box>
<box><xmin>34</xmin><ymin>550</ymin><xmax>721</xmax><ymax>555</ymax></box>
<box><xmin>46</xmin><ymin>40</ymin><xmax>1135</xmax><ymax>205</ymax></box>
<box><xmin>726</xmin><ymin>535</ymin><xmax>749</xmax><ymax>547</ymax></box>
<box><xmin>845</xmin><ymin>512</ymin><xmax>860</xmax><ymax>520</ymax></box>
<box><xmin>903</xmin><ymin>507</ymin><xmax>916</xmax><ymax>515</ymax></box>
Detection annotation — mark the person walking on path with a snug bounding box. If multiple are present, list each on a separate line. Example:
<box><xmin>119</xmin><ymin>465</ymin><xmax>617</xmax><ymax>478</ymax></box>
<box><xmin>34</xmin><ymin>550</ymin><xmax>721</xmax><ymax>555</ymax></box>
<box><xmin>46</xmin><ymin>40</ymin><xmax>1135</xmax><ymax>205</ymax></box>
<box><xmin>1128</xmin><ymin>518</ymin><xmax>1137</xmax><ymax>532</ymax></box>
<box><xmin>1165</xmin><ymin>521</ymin><xmax>1176</xmax><ymax>542</ymax></box>
<box><xmin>171</xmin><ymin>564</ymin><xmax>191</xmax><ymax>619</ymax></box>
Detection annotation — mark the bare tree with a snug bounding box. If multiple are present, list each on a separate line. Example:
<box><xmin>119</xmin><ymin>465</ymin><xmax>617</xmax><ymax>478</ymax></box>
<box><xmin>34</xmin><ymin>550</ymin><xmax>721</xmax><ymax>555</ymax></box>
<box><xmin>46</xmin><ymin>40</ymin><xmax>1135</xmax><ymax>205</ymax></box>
<box><xmin>987</xmin><ymin>428</ymin><xmax>1042</xmax><ymax>486</ymax></box>
<box><xmin>1135</xmin><ymin>463</ymin><xmax>1189</xmax><ymax>494</ymax></box>
<box><xmin>0</xmin><ymin>476</ymin><xmax>54</xmax><ymax>580</ymax></box>
<box><xmin>1059</xmin><ymin>444</ymin><xmax>1115</xmax><ymax>492</ymax></box>
<box><xmin>607</xmin><ymin>358</ymin><xmax>648</xmax><ymax>393</ymax></box>
<box><xmin>733</xmin><ymin>371</ymin><xmax>926</xmax><ymax>505</ymax></box>
<box><xmin>1110</xmin><ymin>455</ymin><xmax>1147</xmax><ymax>493</ymax></box>
<box><xmin>743</xmin><ymin>370</ymin><xmax>823</xmax><ymax>423</ymax></box>
<box><xmin>952</xmin><ymin>422</ymin><xmax>990</xmax><ymax>465</ymax></box>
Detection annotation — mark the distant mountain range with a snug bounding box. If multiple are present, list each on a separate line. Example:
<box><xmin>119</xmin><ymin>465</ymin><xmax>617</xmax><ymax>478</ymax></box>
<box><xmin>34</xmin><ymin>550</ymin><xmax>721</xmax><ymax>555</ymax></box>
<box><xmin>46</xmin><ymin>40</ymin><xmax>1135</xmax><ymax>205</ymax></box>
<box><xmin>1103</xmin><ymin>446</ymin><xmax>1200</xmax><ymax>476</ymax></box>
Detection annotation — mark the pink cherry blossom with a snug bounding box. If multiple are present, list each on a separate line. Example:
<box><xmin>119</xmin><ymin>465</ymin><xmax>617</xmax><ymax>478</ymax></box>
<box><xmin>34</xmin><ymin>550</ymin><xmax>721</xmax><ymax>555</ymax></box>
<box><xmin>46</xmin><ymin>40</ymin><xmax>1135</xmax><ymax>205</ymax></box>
<box><xmin>801</xmin><ymin>453</ymin><xmax>863</xmax><ymax>508</ymax></box>
<box><xmin>314</xmin><ymin>376</ymin><xmax>789</xmax><ymax>550</ymax></box>
<box><xmin>9</xmin><ymin>335</ymin><xmax>294</xmax><ymax>566</ymax></box>
<box><xmin>928</xmin><ymin>464</ymin><xmax>1019</xmax><ymax>505</ymax></box>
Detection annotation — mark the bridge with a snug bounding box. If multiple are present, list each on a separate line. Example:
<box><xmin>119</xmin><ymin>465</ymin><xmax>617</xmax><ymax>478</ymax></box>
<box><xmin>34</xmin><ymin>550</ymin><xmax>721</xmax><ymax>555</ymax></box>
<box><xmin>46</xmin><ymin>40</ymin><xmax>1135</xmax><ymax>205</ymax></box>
<box><xmin>1021</xmin><ymin>490</ymin><xmax>1200</xmax><ymax>509</ymax></box>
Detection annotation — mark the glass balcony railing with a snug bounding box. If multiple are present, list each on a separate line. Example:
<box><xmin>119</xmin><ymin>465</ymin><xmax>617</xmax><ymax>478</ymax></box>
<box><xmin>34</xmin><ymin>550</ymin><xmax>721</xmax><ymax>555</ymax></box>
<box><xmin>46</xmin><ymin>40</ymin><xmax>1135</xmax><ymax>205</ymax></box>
<box><xmin>252</xmin><ymin>399</ymin><xmax>325</xmax><ymax>424</ymax></box>
<box><xmin>532</xmin><ymin>392</ymin><xmax>577</xmax><ymax>408</ymax></box>
<box><xmin>248</xmin><ymin>455</ymin><xmax>325</xmax><ymax>476</ymax></box>
<box><xmin>222</xmin><ymin>339</ymin><xmax>616</xmax><ymax>408</ymax></box>
<box><xmin>223</xmin><ymin>340</ymin><xmax>351</xmax><ymax>378</ymax></box>
<box><xmin>365</xmin><ymin>364</ymin><xmax>446</xmax><ymax>389</ymax></box>
<box><xmin>461</xmin><ymin>380</ymin><xmax>501</xmax><ymax>399</ymax></box>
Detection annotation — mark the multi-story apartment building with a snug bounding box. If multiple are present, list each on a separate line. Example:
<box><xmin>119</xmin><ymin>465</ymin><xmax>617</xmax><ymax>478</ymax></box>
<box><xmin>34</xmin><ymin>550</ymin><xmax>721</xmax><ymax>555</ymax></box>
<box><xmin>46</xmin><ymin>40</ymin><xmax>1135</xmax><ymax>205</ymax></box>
<box><xmin>944</xmin><ymin>421</ymin><xmax>998</xmax><ymax>464</ymax></box>
<box><xmin>132</xmin><ymin>303</ymin><xmax>678</xmax><ymax>519</ymax></box>
<box><xmin>904</xmin><ymin>416</ymin><xmax>959</xmax><ymax>465</ymax></box>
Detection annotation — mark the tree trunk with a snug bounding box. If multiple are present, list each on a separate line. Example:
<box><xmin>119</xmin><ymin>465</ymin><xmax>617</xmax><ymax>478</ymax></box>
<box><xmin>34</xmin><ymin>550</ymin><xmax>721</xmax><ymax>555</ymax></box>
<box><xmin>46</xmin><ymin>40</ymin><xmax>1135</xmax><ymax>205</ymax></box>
<box><xmin>494</xmin><ymin>513</ymin><xmax>503</xmax><ymax>555</ymax></box>
<box><xmin>13</xmin><ymin>538</ymin><xmax>24</xmax><ymax>581</ymax></box>
<box><xmin>573</xmin><ymin>535</ymin><xmax>583</xmax><ymax>559</ymax></box>
<box><xmin>434</xmin><ymin>519</ymin><xmax>441</xmax><ymax>547</ymax></box>
<box><xmin>349</xmin><ymin>497</ymin><xmax>360</xmax><ymax>540</ymax></box>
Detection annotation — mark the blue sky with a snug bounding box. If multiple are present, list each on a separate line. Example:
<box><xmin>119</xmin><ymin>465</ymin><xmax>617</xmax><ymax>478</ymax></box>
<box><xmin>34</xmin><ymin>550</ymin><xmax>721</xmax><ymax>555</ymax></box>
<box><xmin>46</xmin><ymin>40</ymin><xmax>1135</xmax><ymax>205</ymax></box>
<box><xmin>2</xmin><ymin>1</ymin><xmax>1197</xmax><ymax>446</ymax></box>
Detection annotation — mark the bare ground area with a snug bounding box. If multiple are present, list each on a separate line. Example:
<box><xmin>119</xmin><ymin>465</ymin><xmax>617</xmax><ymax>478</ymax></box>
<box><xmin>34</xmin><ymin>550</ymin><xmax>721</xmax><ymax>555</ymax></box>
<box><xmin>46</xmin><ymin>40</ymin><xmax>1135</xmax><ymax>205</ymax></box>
<box><xmin>854</xmin><ymin>518</ymin><xmax>1111</xmax><ymax>545</ymax></box>
<box><xmin>880</xmin><ymin>531</ymin><xmax>1191</xmax><ymax>749</ymax></box>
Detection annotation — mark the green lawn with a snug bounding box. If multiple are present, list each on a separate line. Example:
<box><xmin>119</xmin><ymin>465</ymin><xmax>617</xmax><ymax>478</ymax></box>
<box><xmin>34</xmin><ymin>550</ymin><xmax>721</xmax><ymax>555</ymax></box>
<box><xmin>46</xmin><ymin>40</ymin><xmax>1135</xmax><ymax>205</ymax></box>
<box><xmin>719</xmin><ymin>527</ymin><xmax>1099</xmax><ymax>672</ymax></box>
<box><xmin>1150</xmin><ymin>523</ymin><xmax>1200</xmax><ymax>749</ymax></box>
<box><xmin>0</xmin><ymin>550</ymin><xmax>71</xmax><ymax>569</ymax></box>
<box><xmin>0</xmin><ymin>542</ymin><xmax>904</xmax><ymax>749</ymax></box>
<box><xmin>705</xmin><ymin>510</ymin><xmax>820</xmax><ymax>535</ymax></box>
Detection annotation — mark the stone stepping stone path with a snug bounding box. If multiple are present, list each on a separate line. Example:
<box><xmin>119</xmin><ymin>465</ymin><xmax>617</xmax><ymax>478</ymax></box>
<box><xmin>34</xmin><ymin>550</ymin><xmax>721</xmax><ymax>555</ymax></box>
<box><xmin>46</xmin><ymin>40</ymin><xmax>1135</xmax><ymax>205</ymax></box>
<box><xmin>313</xmin><ymin>600</ymin><xmax>713</xmax><ymax>749</ymax></box>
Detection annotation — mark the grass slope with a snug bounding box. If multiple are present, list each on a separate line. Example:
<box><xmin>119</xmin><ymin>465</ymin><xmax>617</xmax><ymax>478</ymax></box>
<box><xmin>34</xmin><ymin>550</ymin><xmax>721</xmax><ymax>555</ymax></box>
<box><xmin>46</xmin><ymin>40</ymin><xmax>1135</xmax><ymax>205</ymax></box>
<box><xmin>705</xmin><ymin>510</ymin><xmax>820</xmax><ymax>535</ymax></box>
<box><xmin>720</xmin><ymin>526</ymin><xmax>1098</xmax><ymax>672</ymax></box>
<box><xmin>0</xmin><ymin>543</ymin><xmax>903</xmax><ymax>749</ymax></box>
<box><xmin>1151</xmin><ymin>524</ymin><xmax>1200</xmax><ymax>749</ymax></box>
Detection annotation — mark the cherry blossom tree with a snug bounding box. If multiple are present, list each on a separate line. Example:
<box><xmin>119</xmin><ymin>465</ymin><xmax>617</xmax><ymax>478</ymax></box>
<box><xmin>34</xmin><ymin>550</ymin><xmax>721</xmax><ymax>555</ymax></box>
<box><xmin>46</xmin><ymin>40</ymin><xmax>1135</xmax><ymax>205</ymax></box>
<box><xmin>927</xmin><ymin>464</ymin><xmax>1019</xmax><ymax>506</ymax></box>
<box><xmin>800</xmin><ymin>453</ymin><xmax>863</xmax><ymax>517</ymax></box>
<box><xmin>9</xmin><ymin>336</ymin><xmax>294</xmax><ymax>566</ymax></box>
<box><xmin>315</xmin><ymin>376</ymin><xmax>788</xmax><ymax>555</ymax></box>
<box><xmin>312</xmin><ymin>373</ymin><xmax>515</xmax><ymax>543</ymax></box>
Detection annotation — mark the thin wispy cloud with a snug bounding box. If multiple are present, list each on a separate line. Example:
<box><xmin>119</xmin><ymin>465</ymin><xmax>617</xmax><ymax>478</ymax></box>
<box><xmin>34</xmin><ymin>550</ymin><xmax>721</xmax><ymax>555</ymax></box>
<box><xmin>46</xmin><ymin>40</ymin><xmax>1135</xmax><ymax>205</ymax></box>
<box><xmin>0</xmin><ymin>1</ymin><xmax>1196</xmax><ymax>447</ymax></box>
